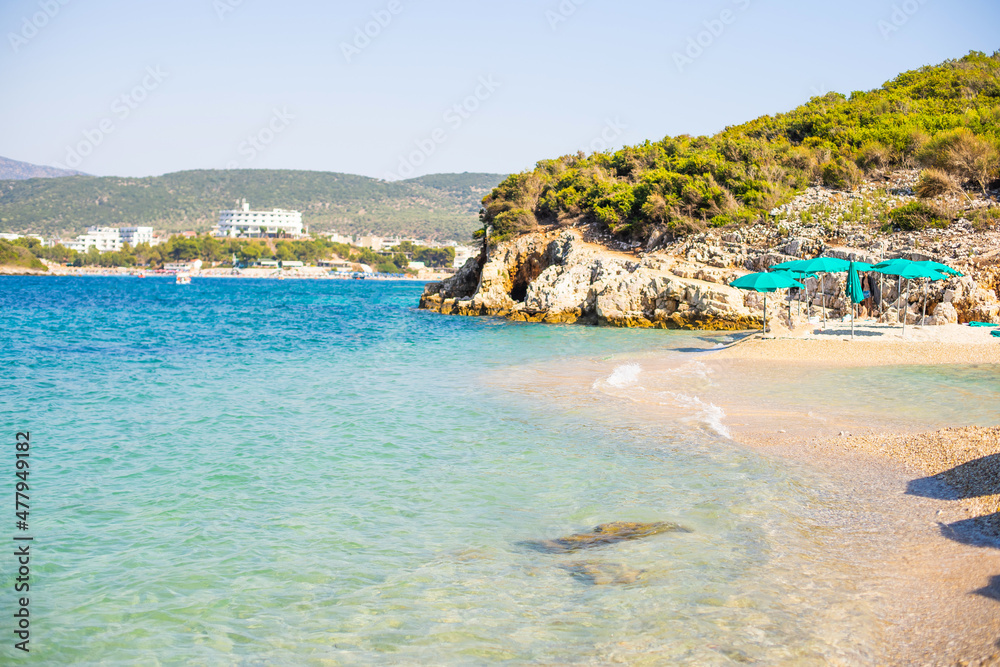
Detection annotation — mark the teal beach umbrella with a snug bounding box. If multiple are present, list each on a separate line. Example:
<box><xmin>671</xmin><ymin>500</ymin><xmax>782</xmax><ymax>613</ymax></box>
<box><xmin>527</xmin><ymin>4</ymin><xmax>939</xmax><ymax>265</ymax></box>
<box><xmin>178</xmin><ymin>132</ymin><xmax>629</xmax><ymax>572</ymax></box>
<box><xmin>798</xmin><ymin>257</ymin><xmax>851</xmax><ymax>273</ymax></box>
<box><xmin>873</xmin><ymin>258</ymin><xmax>914</xmax><ymax>324</ymax></box>
<box><xmin>797</xmin><ymin>256</ymin><xmax>851</xmax><ymax>327</ymax></box>
<box><xmin>920</xmin><ymin>260</ymin><xmax>962</xmax><ymax>277</ymax></box>
<box><xmin>872</xmin><ymin>262</ymin><xmax>948</xmax><ymax>334</ymax></box>
<box><xmin>846</xmin><ymin>261</ymin><xmax>865</xmax><ymax>339</ymax></box>
<box><xmin>731</xmin><ymin>272</ymin><xmax>804</xmax><ymax>334</ymax></box>
<box><xmin>772</xmin><ymin>261</ymin><xmax>816</xmax><ymax>318</ymax></box>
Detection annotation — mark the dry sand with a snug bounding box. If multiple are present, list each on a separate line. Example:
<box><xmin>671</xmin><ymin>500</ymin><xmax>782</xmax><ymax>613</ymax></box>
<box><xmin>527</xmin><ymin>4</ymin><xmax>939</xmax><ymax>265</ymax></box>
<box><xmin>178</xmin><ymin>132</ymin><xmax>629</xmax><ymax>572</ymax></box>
<box><xmin>716</xmin><ymin>322</ymin><xmax>1000</xmax><ymax>366</ymax></box>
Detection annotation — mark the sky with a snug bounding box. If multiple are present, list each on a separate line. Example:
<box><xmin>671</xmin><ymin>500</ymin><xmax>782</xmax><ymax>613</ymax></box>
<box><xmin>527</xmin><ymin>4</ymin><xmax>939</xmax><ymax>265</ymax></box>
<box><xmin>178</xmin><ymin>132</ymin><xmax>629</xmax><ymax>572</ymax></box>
<box><xmin>1</xmin><ymin>0</ymin><xmax>998</xmax><ymax>180</ymax></box>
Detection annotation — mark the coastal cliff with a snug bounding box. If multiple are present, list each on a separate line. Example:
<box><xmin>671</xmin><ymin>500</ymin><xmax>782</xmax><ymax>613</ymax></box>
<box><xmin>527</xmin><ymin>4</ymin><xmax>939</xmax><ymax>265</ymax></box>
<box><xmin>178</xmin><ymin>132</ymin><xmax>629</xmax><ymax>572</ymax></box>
<box><xmin>420</xmin><ymin>229</ymin><xmax>758</xmax><ymax>329</ymax></box>
<box><xmin>420</xmin><ymin>176</ymin><xmax>1000</xmax><ymax>329</ymax></box>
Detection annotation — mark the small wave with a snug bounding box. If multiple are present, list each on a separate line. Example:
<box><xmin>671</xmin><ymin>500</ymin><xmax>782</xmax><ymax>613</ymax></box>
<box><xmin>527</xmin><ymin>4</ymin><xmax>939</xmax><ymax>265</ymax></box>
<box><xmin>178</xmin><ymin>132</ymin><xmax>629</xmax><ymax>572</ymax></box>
<box><xmin>657</xmin><ymin>391</ymin><xmax>732</xmax><ymax>439</ymax></box>
<box><xmin>596</xmin><ymin>363</ymin><xmax>642</xmax><ymax>389</ymax></box>
<box><xmin>661</xmin><ymin>360</ymin><xmax>712</xmax><ymax>379</ymax></box>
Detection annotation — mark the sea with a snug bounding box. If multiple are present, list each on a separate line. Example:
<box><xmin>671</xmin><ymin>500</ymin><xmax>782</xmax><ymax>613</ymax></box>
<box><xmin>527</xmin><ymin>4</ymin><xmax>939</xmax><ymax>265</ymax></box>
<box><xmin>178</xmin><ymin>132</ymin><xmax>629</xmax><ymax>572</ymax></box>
<box><xmin>2</xmin><ymin>276</ymin><xmax>999</xmax><ymax>665</ymax></box>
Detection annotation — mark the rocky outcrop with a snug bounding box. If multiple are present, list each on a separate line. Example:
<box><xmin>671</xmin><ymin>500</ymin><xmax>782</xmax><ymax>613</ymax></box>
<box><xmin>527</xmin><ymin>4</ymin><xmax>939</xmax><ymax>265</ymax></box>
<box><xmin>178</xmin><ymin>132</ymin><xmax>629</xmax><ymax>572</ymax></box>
<box><xmin>420</xmin><ymin>230</ymin><xmax>760</xmax><ymax>329</ymax></box>
<box><xmin>421</xmin><ymin>192</ymin><xmax>1000</xmax><ymax>328</ymax></box>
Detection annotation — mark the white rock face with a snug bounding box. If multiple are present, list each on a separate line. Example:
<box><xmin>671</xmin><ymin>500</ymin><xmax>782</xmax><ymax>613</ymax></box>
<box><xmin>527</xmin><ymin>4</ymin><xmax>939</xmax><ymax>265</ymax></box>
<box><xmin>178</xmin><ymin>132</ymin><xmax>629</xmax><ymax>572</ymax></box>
<box><xmin>421</xmin><ymin>225</ymin><xmax>1000</xmax><ymax>329</ymax></box>
<box><xmin>932</xmin><ymin>301</ymin><xmax>958</xmax><ymax>325</ymax></box>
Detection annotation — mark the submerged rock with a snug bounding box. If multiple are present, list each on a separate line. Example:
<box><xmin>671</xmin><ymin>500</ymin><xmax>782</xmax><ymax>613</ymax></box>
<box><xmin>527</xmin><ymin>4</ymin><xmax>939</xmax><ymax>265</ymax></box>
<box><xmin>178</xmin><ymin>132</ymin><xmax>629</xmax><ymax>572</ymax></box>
<box><xmin>524</xmin><ymin>521</ymin><xmax>691</xmax><ymax>554</ymax></box>
<box><xmin>561</xmin><ymin>561</ymin><xmax>644</xmax><ymax>585</ymax></box>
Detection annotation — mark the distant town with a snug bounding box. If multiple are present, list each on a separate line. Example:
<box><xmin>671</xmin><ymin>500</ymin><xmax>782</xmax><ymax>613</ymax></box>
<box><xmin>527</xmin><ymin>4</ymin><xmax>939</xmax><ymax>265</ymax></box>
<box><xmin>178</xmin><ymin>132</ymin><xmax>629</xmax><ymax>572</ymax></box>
<box><xmin>0</xmin><ymin>199</ymin><xmax>478</xmax><ymax>277</ymax></box>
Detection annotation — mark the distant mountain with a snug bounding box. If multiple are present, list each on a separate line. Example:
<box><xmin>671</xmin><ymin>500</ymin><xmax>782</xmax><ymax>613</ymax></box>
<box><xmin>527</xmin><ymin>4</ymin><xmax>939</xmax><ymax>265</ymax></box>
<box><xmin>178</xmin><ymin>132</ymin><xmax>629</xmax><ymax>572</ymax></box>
<box><xmin>0</xmin><ymin>155</ymin><xmax>86</xmax><ymax>180</ymax></box>
<box><xmin>0</xmin><ymin>169</ymin><xmax>507</xmax><ymax>241</ymax></box>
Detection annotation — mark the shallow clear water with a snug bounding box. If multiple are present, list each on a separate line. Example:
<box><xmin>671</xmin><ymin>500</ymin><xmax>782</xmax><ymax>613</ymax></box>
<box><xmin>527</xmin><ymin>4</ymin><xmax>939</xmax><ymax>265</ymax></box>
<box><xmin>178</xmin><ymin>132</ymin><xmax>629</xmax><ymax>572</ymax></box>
<box><xmin>1</xmin><ymin>276</ymin><xmax>995</xmax><ymax>665</ymax></box>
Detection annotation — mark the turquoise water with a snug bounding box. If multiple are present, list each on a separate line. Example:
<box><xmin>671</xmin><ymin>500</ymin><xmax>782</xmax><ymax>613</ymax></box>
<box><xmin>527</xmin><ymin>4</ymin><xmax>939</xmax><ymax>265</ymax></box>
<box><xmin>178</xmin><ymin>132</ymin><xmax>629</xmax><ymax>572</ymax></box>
<box><xmin>1</xmin><ymin>277</ymin><xmax>997</xmax><ymax>665</ymax></box>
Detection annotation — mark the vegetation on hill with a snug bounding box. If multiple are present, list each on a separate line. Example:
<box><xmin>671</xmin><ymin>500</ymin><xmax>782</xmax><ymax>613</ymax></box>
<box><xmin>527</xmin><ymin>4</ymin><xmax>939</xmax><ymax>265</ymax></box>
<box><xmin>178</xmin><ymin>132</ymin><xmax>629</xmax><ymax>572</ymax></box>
<box><xmin>479</xmin><ymin>50</ymin><xmax>1000</xmax><ymax>244</ymax></box>
<box><xmin>0</xmin><ymin>240</ymin><xmax>47</xmax><ymax>271</ymax></box>
<box><xmin>0</xmin><ymin>170</ymin><xmax>505</xmax><ymax>241</ymax></box>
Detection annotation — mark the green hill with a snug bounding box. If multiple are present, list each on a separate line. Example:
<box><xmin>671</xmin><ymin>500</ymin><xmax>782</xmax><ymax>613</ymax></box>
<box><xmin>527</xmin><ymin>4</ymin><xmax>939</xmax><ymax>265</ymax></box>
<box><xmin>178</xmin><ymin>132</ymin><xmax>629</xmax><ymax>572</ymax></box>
<box><xmin>0</xmin><ymin>170</ymin><xmax>506</xmax><ymax>242</ymax></box>
<box><xmin>481</xmin><ymin>50</ymin><xmax>1000</xmax><ymax>243</ymax></box>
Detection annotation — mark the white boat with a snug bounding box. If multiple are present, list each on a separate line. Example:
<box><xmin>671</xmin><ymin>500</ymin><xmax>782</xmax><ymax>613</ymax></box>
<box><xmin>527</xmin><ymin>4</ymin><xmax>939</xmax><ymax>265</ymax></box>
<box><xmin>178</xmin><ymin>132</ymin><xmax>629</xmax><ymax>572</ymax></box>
<box><xmin>175</xmin><ymin>273</ymin><xmax>191</xmax><ymax>285</ymax></box>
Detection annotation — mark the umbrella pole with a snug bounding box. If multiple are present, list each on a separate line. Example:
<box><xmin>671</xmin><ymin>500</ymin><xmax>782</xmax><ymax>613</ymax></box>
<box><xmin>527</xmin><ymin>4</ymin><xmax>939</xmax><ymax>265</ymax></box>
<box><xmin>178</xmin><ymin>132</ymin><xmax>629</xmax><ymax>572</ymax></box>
<box><xmin>763</xmin><ymin>294</ymin><xmax>767</xmax><ymax>336</ymax></box>
<box><xmin>878</xmin><ymin>272</ymin><xmax>883</xmax><ymax>318</ymax></box>
<box><xmin>903</xmin><ymin>280</ymin><xmax>910</xmax><ymax>336</ymax></box>
<box><xmin>822</xmin><ymin>282</ymin><xmax>827</xmax><ymax>329</ymax></box>
<box><xmin>851</xmin><ymin>301</ymin><xmax>855</xmax><ymax>339</ymax></box>
<box><xmin>896</xmin><ymin>276</ymin><xmax>909</xmax><ymax>324</ymax></box>
<box><xmin>921</xmin><ymin>280</ymin><xmax>928</xmax><ymax>327</ymax></box>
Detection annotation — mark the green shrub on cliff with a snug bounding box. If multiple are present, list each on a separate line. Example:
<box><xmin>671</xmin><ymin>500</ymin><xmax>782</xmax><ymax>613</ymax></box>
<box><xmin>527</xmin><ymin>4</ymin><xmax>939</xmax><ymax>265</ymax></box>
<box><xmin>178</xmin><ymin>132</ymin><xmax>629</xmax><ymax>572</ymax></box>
<box><xmin>0</xmin><ymin>240</ymin><xmax>46</xmax><ymax>271</ymax></box>
<box><xmin>480</xmin><ymin>50</ymin><xmax>1000</xmax><ymax>243</ymax></box>
<box><xmin>886</xmin><ymin>201</ymin><xmax>949</xmax><ymax>231</ymax></box>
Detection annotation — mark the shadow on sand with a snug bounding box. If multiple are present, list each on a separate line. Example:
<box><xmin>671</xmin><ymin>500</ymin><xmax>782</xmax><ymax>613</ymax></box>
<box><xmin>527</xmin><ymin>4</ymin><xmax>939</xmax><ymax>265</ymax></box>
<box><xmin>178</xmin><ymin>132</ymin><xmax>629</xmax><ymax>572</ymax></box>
<box><xmin>938</xmin><ymin>513</ymin><xmax>1000</xmax><ymax>548</ymax></box>
<box><xmin>973</xmin><ymin>575</ymin><xmax>1000</xmax><ymax>602</ymax></box>
<box><xmin>907</xmin><ymin>456</ymin><xmax>1000</xmax><ymax>547</ymax></box>
<box><xmin>811</xmin><ymin>327</ymin><xmax>887</xmax><ymax>337</ymax></box>
<box><xmin>906</xmin><ymin>454</ymin><xmax>1000</xmax><ymax>501</ymax></box>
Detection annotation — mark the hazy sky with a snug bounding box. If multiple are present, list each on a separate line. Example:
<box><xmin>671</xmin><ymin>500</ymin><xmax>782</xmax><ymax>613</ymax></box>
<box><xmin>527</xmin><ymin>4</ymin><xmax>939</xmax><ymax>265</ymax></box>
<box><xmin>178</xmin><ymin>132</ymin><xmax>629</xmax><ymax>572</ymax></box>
<box><xmin>2</xmin><ymin>0</ymin><xmax>997</xmax><ymax>180</ymax></box>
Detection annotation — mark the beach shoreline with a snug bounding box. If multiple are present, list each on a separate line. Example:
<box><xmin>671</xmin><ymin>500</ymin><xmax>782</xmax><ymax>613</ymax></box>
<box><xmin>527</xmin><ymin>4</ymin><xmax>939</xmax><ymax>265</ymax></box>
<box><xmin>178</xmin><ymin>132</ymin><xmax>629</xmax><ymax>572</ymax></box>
<box><xmin>0</xmin><ymin>265</ymin><xmax>446</xmax><ymax>281</ymax></box>
<box><xmin>697</xmin><ymin>334</ymin><xmax>1000</xmax><ymax>666</ymax></box>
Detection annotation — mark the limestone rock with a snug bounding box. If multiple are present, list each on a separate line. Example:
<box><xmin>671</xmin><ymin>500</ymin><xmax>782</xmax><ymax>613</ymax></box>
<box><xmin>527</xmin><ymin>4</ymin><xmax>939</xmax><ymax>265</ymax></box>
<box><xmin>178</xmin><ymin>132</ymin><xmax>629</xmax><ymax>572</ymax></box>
<box><xmin>561</xmin><ymin>561</ymin><xmax>644</xmax><ymax>585</ymax></box>
<box><xmin>932</xmin><ymin>301</ymin><xmax>958</xmax><ymax>325</ymax></box>
<box><xmin>523</xmin><ymin>521</ymin><xmax>691</xmax><ymax>554</ymax></box>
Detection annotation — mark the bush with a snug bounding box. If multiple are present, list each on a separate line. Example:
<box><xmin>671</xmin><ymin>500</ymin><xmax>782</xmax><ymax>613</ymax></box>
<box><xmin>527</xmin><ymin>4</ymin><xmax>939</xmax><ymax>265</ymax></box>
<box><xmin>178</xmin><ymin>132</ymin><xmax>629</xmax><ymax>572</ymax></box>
<box><xmin>915</xmin><ymin>168</ymin><xmax>959</xmax><ymax>198</ymax></box>
<box><xmin>968</xmin><ymin>207</ymin><xmax>1000</xmax><ymax>231</ymax></box>
<box><xmin>887</xmin><ymin>201</ymin><xmax>949</xmax><ymax>230</ymax></box>
<box><xmin>821</xmin><ymin>157</ymin><xmax>863</xmax><ymax>190</ymax></box>
<box><xmin>856</xmin><ymin>141</ymin><xmax>894</xmax><ymax>172</ymax></box>
<box><xmin>0</xmin><ymin>240</ymin><xmax>47</xmax><ymax>271</ymax></box>
<box><xmin>489</xmin><ymin>208</ymin><xmax>537</xmax><ymax>242</ymax></box>
<box><xmin>668</xmin><ymin>216</ymin><xmax>707</xmax><ymax>237</ymax></box>
<box><xmin>919</xmin><ymin>127</ymin><xmax>1000</xmax><ymax>192</ymax></box>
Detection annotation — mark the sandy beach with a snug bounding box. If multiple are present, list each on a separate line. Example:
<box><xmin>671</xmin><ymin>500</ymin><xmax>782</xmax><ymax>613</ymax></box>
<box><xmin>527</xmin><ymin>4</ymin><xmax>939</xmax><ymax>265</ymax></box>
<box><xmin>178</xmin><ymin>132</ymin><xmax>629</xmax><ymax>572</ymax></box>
<box><xmin>717</xmin><ymin>321</ymin><xmax>1000</xmax><ymax>365</ymax></box>
<box><xmin>704</xmin><ymin>326</ymin><xmax>1000</xmax><ymax>666</ymax></box>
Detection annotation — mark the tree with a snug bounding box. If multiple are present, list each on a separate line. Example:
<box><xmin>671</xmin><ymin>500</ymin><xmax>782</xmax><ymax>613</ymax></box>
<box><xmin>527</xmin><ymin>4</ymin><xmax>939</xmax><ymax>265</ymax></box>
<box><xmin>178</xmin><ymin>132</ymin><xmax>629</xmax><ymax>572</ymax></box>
<box><xmin>168</xmin><ymin>237</ymin><xmax>200</xmax><ymax>261</ymax></box>
<box><xmin>239</xmin><ymin>243</ymin><xmax>263</xmax><ymax>263</ymax></box>
<box><xmin>274</xmin><ymin>243</ymin><xmax>297</xmax><ymax>262</ymax></box>
<box><xmin>414</xmin><ymin>247</ymin><xmax>455</xmax><ymax>267</ymax></box>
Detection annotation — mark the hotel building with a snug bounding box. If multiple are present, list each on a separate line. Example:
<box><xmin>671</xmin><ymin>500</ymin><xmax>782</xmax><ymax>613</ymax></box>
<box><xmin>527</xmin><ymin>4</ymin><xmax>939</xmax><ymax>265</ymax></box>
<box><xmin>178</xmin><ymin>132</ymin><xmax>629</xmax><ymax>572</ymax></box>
<box><xmin>215</xmin><ymin>200</ymin><xmax>304</xmax><ymax>238</ymax></box>
<box><xmin>66</xmin><ymin>226</ymin><xmax>154</xmax><ymax>253</ymax></box>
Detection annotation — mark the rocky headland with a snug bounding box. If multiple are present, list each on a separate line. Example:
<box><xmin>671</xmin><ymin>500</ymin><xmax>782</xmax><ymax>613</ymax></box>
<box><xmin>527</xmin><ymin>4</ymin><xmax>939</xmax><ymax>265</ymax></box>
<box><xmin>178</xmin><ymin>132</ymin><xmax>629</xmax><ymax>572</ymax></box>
<box><xmin>421</xmin><ymin>171</ymin><xmax>1000</xmax><ymax>330</ymax></box>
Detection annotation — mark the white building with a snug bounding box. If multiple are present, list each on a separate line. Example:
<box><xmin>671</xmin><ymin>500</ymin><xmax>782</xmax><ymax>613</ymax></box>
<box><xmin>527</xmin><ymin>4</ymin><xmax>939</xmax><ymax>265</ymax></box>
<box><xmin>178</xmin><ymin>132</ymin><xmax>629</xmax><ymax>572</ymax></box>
<box><xmin>66</xmin><ymin>227</ymin><xmax>123</xmax><ymax>253</ymax></box>
<box><xmin>356</xmin><ymin>236</ymin><xmax>383</xmax><ymax>251</ymax></box>
<box><xmin>328</xmin><ymin>232</ymin><xmax>354</xmax><ymax>245</ymax></box>
<box><xmin>453</xmin><ymin>245</ymin><xmax>477</xmax><ymax>268</ymax></box>
<box><xmin>120</xmin><ymin>226</ymin><xmax>154</xmax><ymax>247</ymax></box>
<box><xmin>216</xmin><ymin>200</ymin><xmax>303</xmax><ymax>238</ymax></box>
<box><xmin>64</xmin><ymin>226</ymin><xmax>155</xmax><ymax>253</ymax></box>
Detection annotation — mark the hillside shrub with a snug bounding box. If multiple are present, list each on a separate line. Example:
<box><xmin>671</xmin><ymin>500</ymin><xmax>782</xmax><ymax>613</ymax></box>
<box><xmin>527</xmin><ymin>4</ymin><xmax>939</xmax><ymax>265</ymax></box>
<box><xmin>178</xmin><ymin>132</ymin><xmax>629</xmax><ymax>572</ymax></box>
<box><xmin>887</xmin><ymin>201</ymin><xmax>949</xmax><ymax>231</ymax></box>
<box><xmin>915</xmin><ymin>168</ymin><xmax>960</xmax><ymax>198</ymax></box>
